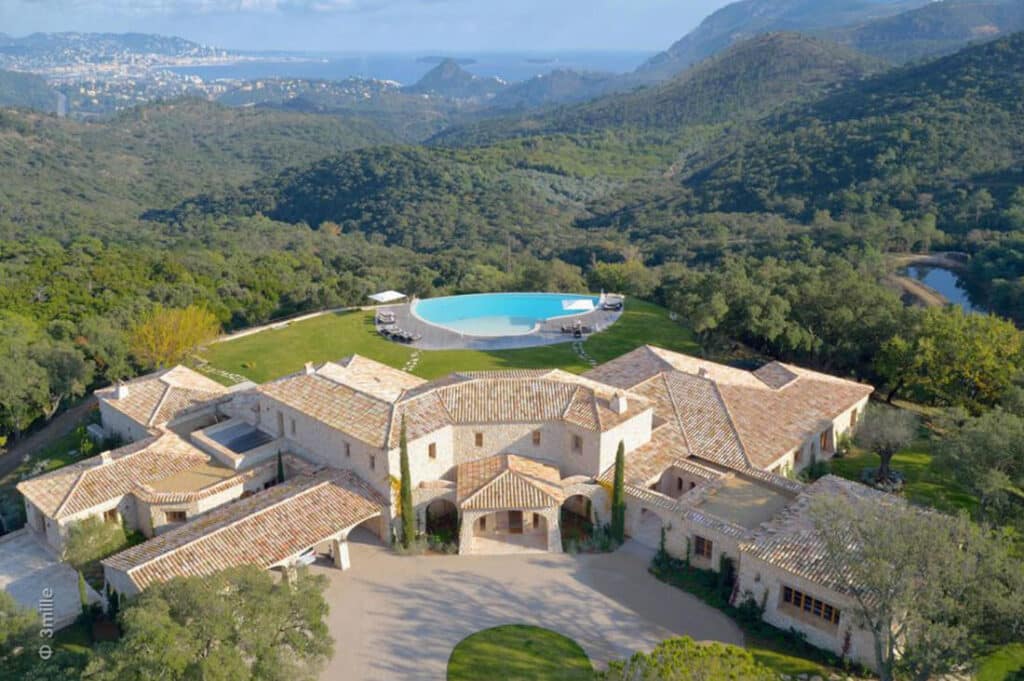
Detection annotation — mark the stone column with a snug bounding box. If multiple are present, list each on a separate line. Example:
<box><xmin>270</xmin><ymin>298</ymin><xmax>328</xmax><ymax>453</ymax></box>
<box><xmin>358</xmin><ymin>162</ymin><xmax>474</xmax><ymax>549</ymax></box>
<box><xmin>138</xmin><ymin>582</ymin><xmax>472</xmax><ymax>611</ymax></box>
<box><xmin>332</xmin><ymin>537</ymin><xmax>351</xmax><ymax>571</ymax></box>
<box><xmin>283</xmin><ymin>565</ymin><xmax>298</xmax><ymax>586</ymax></box>
<box><xmin>458</xmin><ymin>510</ymin><xmax>479</xmax><ymax>555</ymax></box>
<box><xmin>545</xmin><ymin>507</ymin><xmax>562</xmax><ymax>554</ymax></box>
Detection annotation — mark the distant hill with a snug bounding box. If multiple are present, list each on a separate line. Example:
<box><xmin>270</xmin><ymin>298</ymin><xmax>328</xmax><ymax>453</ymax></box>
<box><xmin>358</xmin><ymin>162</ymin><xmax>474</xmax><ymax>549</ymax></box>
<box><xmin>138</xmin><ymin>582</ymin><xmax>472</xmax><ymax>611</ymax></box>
<box><xmin>615</xmin><ymin>32</ymin><xmax>1024</xmax><ymax>234</ymax></box>
<box><xmin>635</xmin><ymin>0</ymin><xmax>927</xmax><ymax>80</ymax></box>
<box><xmin>433</xmin><ymin>33</ymin><xmax>885</xmax><ymax>145</ymax></box>
<box><xmin>0</xmin><ymin>69</ymin><xmax>57</xmax><ymax>112</ymax></box>
<box><xmin>489</xmin><ymin>69</ymin><xmax>619</xmax><ymax>111</ymax></box>
<box><xmin>0</xmin><ymin>99</ymin><xmax>394</xmax><ymax>238</ymax></box>
<box><xmin>153</xmin><ymin>145</ymin><xmax>586</xmax><ymax>253</ymax></box>
<box><xmin>822</xmin><ymin>0</ymin><xmax>1024</xmax><ymax>63</ymax></box>
<box><xmin>0</xmin><ymin>32</ymin><xmax>223</xmax><ymax>60</ymax></box>
<box><xmin>402</xmin><ymin>59</ymin><xmax>505</xmax><ymax>99</ymax></box>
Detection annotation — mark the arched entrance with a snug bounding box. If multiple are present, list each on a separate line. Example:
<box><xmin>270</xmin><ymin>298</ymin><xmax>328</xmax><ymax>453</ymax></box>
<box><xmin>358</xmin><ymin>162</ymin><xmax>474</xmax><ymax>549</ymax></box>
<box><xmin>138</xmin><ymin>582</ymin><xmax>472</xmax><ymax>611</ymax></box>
<box><xmin>466</xmin><ymin>510</ymin><xmax>550</xmax><ymax>553</ymax></box>
<box><xmin>560</xmin><ymin>494</ymin><xmax>594</xmax><ymax>546</ymax></box>
<box><xmin>425</xmin><ymin>499</ymin><xmax>459</xmax><ymax>545</ymax></box>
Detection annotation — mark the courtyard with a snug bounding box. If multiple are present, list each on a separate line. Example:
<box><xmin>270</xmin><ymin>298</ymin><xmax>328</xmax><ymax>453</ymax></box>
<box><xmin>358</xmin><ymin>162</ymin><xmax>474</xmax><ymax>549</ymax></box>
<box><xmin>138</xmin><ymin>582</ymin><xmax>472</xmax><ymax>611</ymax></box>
<box><xmin>314</xmin><ymin>529</ymin><xmax>744</xmax><ymax>680</ymax></box>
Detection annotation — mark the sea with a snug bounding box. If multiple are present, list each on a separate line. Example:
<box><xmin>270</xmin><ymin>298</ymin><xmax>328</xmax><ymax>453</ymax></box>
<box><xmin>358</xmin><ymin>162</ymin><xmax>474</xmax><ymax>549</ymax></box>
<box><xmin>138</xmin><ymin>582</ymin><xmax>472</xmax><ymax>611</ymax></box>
<box><xmin>166</xmin><ymin>50</ymin><xmax>654</xmax><ymax>86</ymax></box>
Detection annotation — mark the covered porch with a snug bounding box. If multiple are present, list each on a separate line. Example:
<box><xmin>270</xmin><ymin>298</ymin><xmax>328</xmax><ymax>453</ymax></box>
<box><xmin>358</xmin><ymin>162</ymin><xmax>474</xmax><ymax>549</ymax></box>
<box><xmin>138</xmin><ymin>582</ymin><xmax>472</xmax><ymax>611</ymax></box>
<box><xmin>455</xmin><ymin>454</ymin><xmax>564</xmax><ymax>556</ymax></box>
<box><xmin>460</xmin><ymin>507</ymin><xmax>560</xmax><ymax>555</ymax></box>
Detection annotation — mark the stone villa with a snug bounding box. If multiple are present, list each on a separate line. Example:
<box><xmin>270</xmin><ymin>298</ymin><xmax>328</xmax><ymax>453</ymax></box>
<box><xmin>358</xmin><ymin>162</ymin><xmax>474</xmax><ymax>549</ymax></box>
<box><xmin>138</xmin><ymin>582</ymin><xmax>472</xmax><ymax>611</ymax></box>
<box><xmin>17</xmin><ymin>346</ymin><xmax>881</xmax><ymax>668</ymax></box>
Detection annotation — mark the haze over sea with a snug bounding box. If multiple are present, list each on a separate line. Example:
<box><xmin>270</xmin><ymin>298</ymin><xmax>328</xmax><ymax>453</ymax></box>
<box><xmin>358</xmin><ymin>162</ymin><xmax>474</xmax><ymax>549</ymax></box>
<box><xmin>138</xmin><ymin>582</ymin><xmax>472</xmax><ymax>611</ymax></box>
<box><xmin>167</xmin><ymin>50</ymin><xmax>654</xmax><ymax>85</ymax></box>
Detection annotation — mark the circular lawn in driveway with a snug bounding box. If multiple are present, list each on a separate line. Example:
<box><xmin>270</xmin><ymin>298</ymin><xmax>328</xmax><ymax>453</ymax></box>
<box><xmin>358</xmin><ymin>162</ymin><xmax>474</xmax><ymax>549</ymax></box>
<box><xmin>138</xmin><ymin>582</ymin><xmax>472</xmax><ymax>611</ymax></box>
<box><xmin>447</xmin><ymin>624</ymin><xmax>593</xmax><ymax>681</ymax></box>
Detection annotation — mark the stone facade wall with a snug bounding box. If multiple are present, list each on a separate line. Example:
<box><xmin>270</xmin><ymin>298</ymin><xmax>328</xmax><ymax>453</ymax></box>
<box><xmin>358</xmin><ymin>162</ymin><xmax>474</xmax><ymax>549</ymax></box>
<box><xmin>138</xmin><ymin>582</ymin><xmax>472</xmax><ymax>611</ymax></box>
<box><xmin>736</xmin><ymin>553</ymin><xmax>877</xmax><ymax>671</ymax></box>
<box><xmin>452</xmin><ymin>422</ymin><xmax>580</xmax><ymax>470</ymax></box>
<box><xmin>598</xmin><ymin>409</ymin><xmax>654</xmax><ymax>476</ymax></box>
<box><xmin>458</xmin><ymin>506</ymin><xmax>561</xmax><ymax>554</ymax></box>
<box><xmin>387</xmin><ymin>425</ymin><xmax>456</xmax><ymax>488</ymax></box>
<box><xmin>258</xmin><ymin>395</ymin><xmax>390</xmax><ymax>497</ymax></box>
<box><xmin>766</xmin><ymin>396</ymin><xmax>871</xmax><ymax>475</ymax></box>
<box><xmin>103</xmin><ymin>564</ymin><xmax>140</xmax><ymax>597</ymax></box>
<box><xmin>99</xmin><ymin>401</ymin><xmax>150</xmax><ymax>443</ymax></box>
<box><xmin>654</xmin><ymin>466</ymin><xmax>709</xmax><ymax>498</ymax></box>
<box><xmin>662</xmin><ymin>517</ymin><xmax>742</xmax><ymax>572</ymax></box>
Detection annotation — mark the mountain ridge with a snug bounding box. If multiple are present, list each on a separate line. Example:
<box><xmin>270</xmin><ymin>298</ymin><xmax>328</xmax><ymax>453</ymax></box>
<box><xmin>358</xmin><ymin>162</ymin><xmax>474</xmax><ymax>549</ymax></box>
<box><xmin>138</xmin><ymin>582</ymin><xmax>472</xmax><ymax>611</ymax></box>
<box><xmin>431</xmin><ymin>33</ymin><xmax>886</xmax><ymax>146</ymax></box>
<box><xmin>635</xmin><ymin>0</ymin><xmax>928</xmax><ymax>80</ymax></box>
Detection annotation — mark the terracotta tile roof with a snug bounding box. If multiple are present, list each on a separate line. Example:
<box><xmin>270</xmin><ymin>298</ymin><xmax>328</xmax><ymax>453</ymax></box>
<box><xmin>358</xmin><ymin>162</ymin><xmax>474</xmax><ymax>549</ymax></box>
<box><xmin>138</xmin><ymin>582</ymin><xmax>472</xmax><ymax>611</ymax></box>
<box><xmin>131</xmin><ymin>455</ymin><xmax>315</xmax><ymax>506</ymax></box>
<box><xmin>428</xmin><ymin>376</ymin><xmax>648</xmax><ymax>432</ymax></box>
<box><xmin>103</xmin><ymin>469</ymin><xmax>385</xmax><ymax>591</ymax></box>
<box><xmin>457</xmin><ymin>455</ymin><xmax>562</xmax><ymax>510</ymax></box>
<box><xmin>322</xmin><ymin>355</ymin><xmax>426</xmax><ymax>402</ymax></box>
<box><xmin>96</xmin><ymin>366</ymin><xmax>227</xmax><ymax>429</ymax></box>
<box><xmin>585</xmin><ymin>346</ymin><xmax>873</xmax><ymax>471</ymax></box>
<box><xmin>663</xmin><ymin>371</ymin><xmax>749</xmax><ymax>469</ymax></box>
<box><xmin>455</xmin><ymin>369</ymin><xmax>557</xmax><ymax>380</ymax></box>
<box><xmin>439</xmin><ymin>379</ymin><xmax>578</xmax><ymax>424</ymax></box>
<box><xmin>17</xmin><ymin>433</ymin><xmax>210</xmax><ymax>519</ymax></box>
<box><xmin>741</xmin><ymin>475</ymin><xmax>899</xmax><ymax>595</ymax></box>
<box><xmin>598</xmin><ymin>423</ymin><xmax>718</xmax><ymax>487</ymax></box>
<box><xmin>261</xmin><ymin>363</ymin><xmax>649</xmax><ymax>450</ymax></box>
<box><xmin>389</xmin><ymin>391</ymin><xmax>453</xmax><ymax>448</ymax></box>
<box><xmin>258</xmin><ymin>372</ymin><xmax>394</xmax><ymax>448</ymax></box>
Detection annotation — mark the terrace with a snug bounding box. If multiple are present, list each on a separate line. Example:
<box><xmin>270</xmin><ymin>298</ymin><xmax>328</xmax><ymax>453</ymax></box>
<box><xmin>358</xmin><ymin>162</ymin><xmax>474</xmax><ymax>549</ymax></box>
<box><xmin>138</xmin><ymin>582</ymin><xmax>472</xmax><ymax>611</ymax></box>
<box><xmin>191</xmin><ymin>417</ymin><xmax>282</xmax><ymax>470</ymax></box>
<box><xmin>691</xmin><ymin>475</ymin><xmax>796</xmax><ymax>531</ymax></box>
<box><xmin>375</xmin><ymin>299</ymin><xmax>623</xmax><ymax>351</ymax></box>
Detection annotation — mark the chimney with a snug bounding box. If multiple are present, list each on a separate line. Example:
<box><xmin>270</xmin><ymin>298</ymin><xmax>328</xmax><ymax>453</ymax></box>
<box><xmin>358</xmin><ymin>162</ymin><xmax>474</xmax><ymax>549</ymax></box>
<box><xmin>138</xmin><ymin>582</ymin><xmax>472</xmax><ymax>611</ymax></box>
<box><xmin>114</xmin><ymin>383</ymin><xmax>130</xmax><ymax>400</ymax></box>
<box><xmin>99</xmin><ymin>451</ymin><xmax>113</xmax><ymax>465</ymax></box>
<box><xmin>610</xmin><ymin>392</ymin><xmax>628</xmax><ymax>415</ymax></box>
<box><xmin>304</xmin><ymin>362</ymin><xmax>315</xmax><ymax>375</ymax></box>
<box><xmin>698</xmin><ymin>368</ymin><xmax>708</xmax><ymax>378</ymax></box>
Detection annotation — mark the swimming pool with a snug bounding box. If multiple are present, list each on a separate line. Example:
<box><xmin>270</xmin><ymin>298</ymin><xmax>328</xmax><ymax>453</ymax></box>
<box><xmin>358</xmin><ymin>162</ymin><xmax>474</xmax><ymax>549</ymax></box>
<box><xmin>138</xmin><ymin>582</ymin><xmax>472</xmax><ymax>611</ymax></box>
<box><xmin>412</xmin><ymin>293</ymin><xmax>600</xmax><ymax>337</ymax></box>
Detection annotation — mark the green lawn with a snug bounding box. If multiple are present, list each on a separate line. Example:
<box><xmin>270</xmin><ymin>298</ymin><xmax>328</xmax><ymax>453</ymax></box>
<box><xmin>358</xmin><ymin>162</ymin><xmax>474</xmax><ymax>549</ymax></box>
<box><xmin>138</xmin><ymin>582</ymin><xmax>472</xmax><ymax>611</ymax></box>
<box><xmin>200</xmin><ymin>299</ymin><xmax>698</xmax><ymax>384</ymax></box>
<box><xmin>828</xmin><ymin>441</ymin><xmax>978</xmax><ymax>515</ymax></box>
<box><xmin>977</xmin><ymin>644</ymin><xmax>1024</xmax><ymax>681</ymax></box>
<box><xmin>0</xmin><ymin>418</ymin><xmax>99</xmax><ymax>530</ymax></box>
<box><xmin>447</xmin><ymin>625</ymin><xmax>593</xmax><ymax>681</ymax></box>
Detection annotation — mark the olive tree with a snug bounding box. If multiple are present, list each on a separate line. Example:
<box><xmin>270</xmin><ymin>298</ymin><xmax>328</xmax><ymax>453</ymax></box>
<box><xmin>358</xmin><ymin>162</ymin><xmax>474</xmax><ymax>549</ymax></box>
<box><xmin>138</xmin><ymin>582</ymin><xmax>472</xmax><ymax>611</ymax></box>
<box><xmin>811</xmin><ymin>495</ymin><xmax>1024</xmax><ymax>681</ymax></box>
<box><xmin>84</xmin><ymin>565</ymin><xmax>332</xmax><ymax>681</ymax></box>
<box><xmin>854</xmin><ymin>403</ymin><xmax>917</xmax><ymax>483</ymax></box>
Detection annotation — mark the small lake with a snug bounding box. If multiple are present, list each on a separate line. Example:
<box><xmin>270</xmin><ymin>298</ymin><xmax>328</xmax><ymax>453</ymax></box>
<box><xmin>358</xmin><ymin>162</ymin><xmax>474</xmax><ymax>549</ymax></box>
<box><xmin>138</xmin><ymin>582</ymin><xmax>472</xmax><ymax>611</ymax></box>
<box><xmin>902</xmin><ymin>265</ymin><xmax>983</xmax><ymax>313</ymax></box>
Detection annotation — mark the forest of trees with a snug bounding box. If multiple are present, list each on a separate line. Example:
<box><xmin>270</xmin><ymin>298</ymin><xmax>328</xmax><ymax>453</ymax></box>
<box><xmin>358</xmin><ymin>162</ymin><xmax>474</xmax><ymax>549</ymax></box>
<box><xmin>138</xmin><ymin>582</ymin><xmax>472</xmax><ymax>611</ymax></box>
<box><xmin>0</xmin><ymin>31</ymin><xmax>1022</xmax><ymax>448</ymax></box>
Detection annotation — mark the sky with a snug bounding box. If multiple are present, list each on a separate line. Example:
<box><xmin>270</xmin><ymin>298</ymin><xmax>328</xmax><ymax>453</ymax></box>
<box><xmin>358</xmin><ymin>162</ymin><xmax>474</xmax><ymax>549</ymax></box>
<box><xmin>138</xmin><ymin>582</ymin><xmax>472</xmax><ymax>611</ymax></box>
<box><xmin>0</xmin><ymin>0</ymin><xmax>732</xmax><ymax>53</ymax></box>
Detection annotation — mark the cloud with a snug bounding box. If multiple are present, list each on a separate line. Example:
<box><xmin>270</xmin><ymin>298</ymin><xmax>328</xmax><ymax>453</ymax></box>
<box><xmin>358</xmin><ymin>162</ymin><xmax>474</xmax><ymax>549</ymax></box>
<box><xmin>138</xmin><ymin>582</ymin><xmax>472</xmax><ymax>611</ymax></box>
<box><xmin>13</xmin><ymin>0</ymin><xmax>442</xmax><ymax>15</ymax></box>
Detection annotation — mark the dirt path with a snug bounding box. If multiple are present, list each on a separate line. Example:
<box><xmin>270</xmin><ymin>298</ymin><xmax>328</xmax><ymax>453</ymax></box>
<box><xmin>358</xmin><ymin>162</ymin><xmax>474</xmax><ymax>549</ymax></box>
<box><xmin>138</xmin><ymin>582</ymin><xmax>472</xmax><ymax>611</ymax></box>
<box><xmin>0</xmin><ymin>397</ymin><xmax>97</xmax><ymax>480</ymax></box>
<box><xmin>885</xmin><ymin>273</ymin><xmax>949</xmax><ymax>307</ymax></box>
<box><xmin>889</xmin><ymin>251</ymin><xmax>968</xmax><ymax>270</ymax></box>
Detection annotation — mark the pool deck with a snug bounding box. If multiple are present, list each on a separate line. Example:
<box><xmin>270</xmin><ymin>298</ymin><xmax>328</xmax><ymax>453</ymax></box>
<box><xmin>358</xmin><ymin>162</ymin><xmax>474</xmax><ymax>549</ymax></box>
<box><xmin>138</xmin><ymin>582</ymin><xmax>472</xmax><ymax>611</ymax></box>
<box><xmin>376</xmin><ymin>302</ymin><xmax>624</xmax><ymax>351</ymax></box>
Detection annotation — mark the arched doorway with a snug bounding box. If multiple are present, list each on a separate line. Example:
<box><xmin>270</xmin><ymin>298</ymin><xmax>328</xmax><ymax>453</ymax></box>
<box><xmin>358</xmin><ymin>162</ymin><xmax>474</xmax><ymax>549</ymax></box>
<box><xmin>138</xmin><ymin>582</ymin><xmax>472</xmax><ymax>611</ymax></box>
<box><xmin>425</xmin><ymin>499</ymin><xmax>459</xmax><ymax>545</ymax></box>
<box><xmin>561</xmin><ymin>494</ymin><xmax>594</xmax><ymax>547</ymax></box>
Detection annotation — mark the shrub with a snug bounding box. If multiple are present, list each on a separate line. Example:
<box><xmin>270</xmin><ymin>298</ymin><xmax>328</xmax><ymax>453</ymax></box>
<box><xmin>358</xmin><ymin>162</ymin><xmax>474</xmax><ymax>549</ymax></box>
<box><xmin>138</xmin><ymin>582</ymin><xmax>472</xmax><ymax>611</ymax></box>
<box><xmin>63</xmin><ymin>517</ymin><xmax>130</xmax><ymax>572</ymax></box>
<box><xmin>799</xmin><ymin>460</ymin><xmax>831</xmax><ymax>482</ymax></box>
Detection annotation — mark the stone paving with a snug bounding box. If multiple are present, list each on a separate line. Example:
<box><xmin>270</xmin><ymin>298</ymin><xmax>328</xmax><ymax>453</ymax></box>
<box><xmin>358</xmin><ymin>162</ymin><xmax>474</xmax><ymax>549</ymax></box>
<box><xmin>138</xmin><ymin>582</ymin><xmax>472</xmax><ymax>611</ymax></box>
<box><xmin>376</xmin><ymin>302</ymin><xmax>623</xmax><ymax>351</ymax></box>
<box><xmin>0</xmin><ymin>529</ymin><xmax>101</xmax><ymax>630</ymax></box>
<box><xmin>315</xmin><ymin>529</ymin><xmax>744</xmax><ymax>681</ymax></box>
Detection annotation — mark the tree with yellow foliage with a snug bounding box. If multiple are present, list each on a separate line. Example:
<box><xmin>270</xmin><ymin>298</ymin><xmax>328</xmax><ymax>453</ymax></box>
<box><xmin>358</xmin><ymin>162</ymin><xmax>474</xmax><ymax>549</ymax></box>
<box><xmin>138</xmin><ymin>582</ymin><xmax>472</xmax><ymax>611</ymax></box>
<box><xmin>129</xmin><ymin>305</ymin><xmax>220</xmax><ymax>369</ymax></box>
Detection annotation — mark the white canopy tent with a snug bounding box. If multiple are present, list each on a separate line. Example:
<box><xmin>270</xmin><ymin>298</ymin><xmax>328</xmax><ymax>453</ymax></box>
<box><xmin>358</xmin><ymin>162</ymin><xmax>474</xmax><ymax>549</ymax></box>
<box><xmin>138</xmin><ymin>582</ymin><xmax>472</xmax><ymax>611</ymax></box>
<box><xmin>367</xmin><ymin>291</ymin><xmax>407</xmax><ymax>304</ymax></box>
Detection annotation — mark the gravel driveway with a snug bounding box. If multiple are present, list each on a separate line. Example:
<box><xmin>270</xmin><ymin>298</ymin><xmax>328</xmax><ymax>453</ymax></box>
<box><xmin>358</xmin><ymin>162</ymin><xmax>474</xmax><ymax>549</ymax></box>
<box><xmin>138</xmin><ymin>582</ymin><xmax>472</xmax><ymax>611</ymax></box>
<box><xmin>314</xmin><ymin>530</ymin><xmax>744</xmax><ymax>681</ymax></box>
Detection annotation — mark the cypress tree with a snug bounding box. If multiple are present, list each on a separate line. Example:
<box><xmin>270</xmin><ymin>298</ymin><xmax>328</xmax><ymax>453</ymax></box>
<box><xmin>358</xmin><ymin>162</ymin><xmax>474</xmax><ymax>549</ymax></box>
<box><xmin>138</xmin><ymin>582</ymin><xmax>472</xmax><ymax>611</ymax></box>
<box><xmin>611</xmin><ymin>440</ymin><xmax>626</xmax><ymax>543</ymax></box>
<box><xmin>399</xmin><ymin>416</ymin><xmax>415</xmax><ymax>549</ymax></box>
<box><xmin>276</xmin><ymin>451</ymin><xmax>285</xmax><ymax>484</ymax></box>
